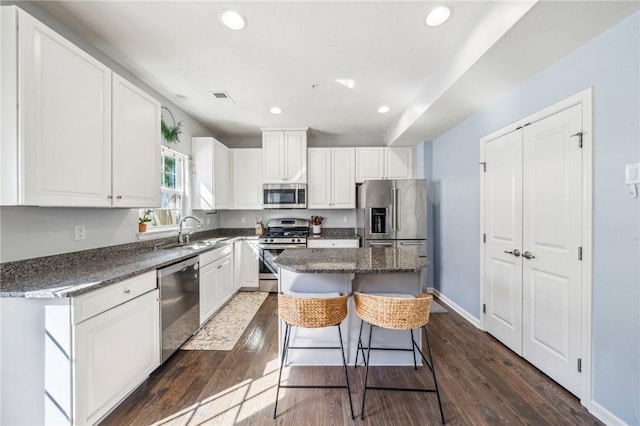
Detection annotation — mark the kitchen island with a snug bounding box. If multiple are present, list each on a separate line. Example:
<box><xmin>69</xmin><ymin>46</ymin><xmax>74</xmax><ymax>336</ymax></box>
<box><xmin>273</xmin><ymin>247</ymin><xmax>427</xmax><ymax>366</ymax></box>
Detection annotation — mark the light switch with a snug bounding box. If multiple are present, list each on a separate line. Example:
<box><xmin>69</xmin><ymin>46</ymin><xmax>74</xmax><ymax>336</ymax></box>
<box><xmin>625</xmin><ymin>163</ymin><xmax>640</xmax><ymax>184</ymax></box>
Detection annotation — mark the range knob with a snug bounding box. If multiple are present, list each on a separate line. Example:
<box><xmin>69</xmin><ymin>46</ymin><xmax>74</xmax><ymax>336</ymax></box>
<box><xmin>268</xmin><ymin>238</ymin><xmax>273</xmax><ymax>243</ymax></box>
<box><xmin>296</xmin><ymin>238</ymin><xmax>301</xmax><ymax>243</ymax></box>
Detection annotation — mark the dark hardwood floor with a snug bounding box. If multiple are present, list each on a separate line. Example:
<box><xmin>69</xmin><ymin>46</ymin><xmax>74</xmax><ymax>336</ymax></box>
<box><xmin>101</xmin><ymin>294</ymin><xmax>601</xmax><ymax>425</ymax></box>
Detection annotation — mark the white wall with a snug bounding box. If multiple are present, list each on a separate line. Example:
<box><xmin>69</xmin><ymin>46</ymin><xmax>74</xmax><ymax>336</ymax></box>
<box><xmin>0</xmin><ymin>2</ymin><xmax>219</xmax><ymax>262</ymax></box>
<box><xmin>429</xmin><ymin>12</ymin><xmax>639</xmax><ymax>424</ymax></box>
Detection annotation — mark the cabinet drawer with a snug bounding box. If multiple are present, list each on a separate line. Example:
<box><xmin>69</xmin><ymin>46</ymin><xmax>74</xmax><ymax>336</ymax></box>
<box><xmin>73</xmin><ymin>271</ymin><xmax>157</xmax><ymax>324</ymax></box>
<box><xmin>200</xmin><ymin>244</ymin><xmax>233</xmax><ymax>266</ymax></box>
<box><xmin>307</xmin><ymin>239</ymin><xmax>359</xmax><ymax>248</ymax></box>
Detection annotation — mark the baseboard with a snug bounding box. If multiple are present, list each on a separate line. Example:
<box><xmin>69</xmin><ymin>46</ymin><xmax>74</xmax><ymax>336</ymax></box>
<box><xmin>588</xmin><ymin>400</ymin><xmax>629</xmax><ymax>426</ymax></box>
<box><xmin>427</xmin><ymin>288</ymin><xmax>481</xmax><ymax>329</ymax></box>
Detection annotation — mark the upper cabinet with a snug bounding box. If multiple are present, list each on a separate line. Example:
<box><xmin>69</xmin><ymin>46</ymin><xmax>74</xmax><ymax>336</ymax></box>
<box><xmin>355</xmin><ymin>147</ymin><xmax>414</xmax><ymax>183</ymax></box>
<box><xmin>308</xmin><ymin>148</ymin><xmax>355</xmax><ymax>209</ymax></box>
<box><xmin>230</xmin><ymin>148</ymin><xmax>262</xmax><ymax>210</ymax></box>
<box><xmin>0</xmin><ymin>7</ymin><xmax>160</xmax><ymax>207</ymax></box>
<box><xmin>262</xmin><ymin>129</ymin><xmax>307</xmax><ymax>183</ymax></box>
<box><xmin>192</xmin><ymin>137</ymin><xmax>230</xmax><ymax>210</ymax></box>
<box><xmin>112</xmin><ymin>73</ymin><xmax>161</xmax><ymax>208</ymax></box>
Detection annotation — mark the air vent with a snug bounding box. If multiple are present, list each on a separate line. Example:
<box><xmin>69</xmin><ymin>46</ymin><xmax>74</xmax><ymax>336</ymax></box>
<box><xmin>210</xmin><ymin>91</ymin><xmax>235</xmax><ymax>103</ymax></box>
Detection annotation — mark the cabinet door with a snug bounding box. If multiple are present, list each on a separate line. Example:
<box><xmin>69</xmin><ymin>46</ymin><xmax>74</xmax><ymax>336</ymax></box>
<box><xmin>112</xmin><ymin>73</ymin><xmax>160</xmax><ymax>208</ymax></box>
<box><xmin>356</xmin><ymin>148</ymin><xmax>384</xmax><ymax>183</ymax></box>
<box><xmin>241</xmin><ymin>240</ymin><xmax>260</xmax><ymax>289</ymax></box>
<box><xmin>284</xmin><ymin>131</ymin><xmax>307</xmax><ymax>183</ymax></box>
<box><xmin>217</xmin><ymin>255</ymin><xmax>234</xmax><ymax>306</ymax></box>
<box><xmin>385</xmin><ymin>147</ymin><xmax>414</xmax><ymax>180</ymax></box>
<box><xmin>214</xmin><ymin>141</ymin><xmax>230</xmax><ymax>209</ymax></box>
<box><xmin>200</xmin><ymin>262</ymin><xmax>219</xmax><ymax>325</ymax></box>
<box><xmin>307</xmin><ymin>148</ymin><xmax>331</xmax><ymax>208</ymax></box>
<box><xmin>262</xmin><ymin>131</ymin><xmax>285</xmax><ymax>183</ymax></box>
<box><xmin>233</xmin><ymin>241</ymin><xmax>242</xmax><ymax>291</ymax></box>
<box><xmin>331</xmin><ymin>148</ymin><xmax>356</xmax><ymax>208</ymax></box>
<box><xmin>74</xmin><ymin>290</ymin><xmax>159</xmax><ymax>425</ymax></box>
<box><xmin>232</xmin><ymin>149</ymin><xmax>262</xmax><ymax>209</ymax></box>
<box><xmin>19</xmin><ymin>10</ymin><xmax>112</xmax><ymax>206</ymax></box>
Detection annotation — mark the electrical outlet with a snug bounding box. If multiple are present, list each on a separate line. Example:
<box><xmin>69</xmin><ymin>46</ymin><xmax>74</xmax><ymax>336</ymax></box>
<box><xmin>344</xmin><ymin>216</ymin><xmax>349</xmax><ymax>224</ymax></box>
<box><xmin>241</xmin><ymin>216</ymin><xmax>246</xmax><ymax>224</ymax></box>
<box><xmin>206</xmin><ymin>216</ymin><xmax>211</xmax><ymax>225</ymax></box>
<box><xmin>75</xmin><ymin>226</ymin><xmax>85</xmax><ymax>240</ymax></box>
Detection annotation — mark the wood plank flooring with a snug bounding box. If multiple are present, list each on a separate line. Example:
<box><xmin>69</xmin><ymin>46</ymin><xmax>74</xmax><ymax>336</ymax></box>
<box><xmin>100</xmin><ymin>294</ymin><xmax>602</xmax><ymax>425</ymax></box>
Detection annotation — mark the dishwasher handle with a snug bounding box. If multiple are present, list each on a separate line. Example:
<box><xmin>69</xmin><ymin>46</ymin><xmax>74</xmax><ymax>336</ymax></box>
<box><xmin>157</xmin><ymin>257</ymin><xmax>199</xmax><ymax>278</ymax></box>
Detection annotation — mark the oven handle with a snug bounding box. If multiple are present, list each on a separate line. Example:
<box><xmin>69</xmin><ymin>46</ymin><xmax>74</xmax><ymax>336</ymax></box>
<box><xmin>257</xmin><ymin>244</ymin><xmax>307</xmax><ymax>249</ymax></box>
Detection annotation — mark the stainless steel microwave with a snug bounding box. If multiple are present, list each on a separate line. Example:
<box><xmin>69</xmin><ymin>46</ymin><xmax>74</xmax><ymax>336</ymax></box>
<box><xmin>263</xmin><ymin>184</ymin><xmax>307</xmax><ymax>209</ymax></box>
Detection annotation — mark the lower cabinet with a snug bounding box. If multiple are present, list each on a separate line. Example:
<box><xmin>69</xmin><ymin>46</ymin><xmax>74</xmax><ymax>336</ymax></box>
<box><xmin>0</xmin><ymin>271</ymin><xmax>160</xmax><ymax>426</ymax></box>
<box><xmin>199</xmin><ymin>245</ymin><xmax>233</xmax><ymax>325</ymax></box>
<box><xmin>74</xmin><ymin>289</ymin><xmax>159</xmax><ymax>425</ymax></box>
<box><xmin>234</xmin><ymin>239</ymin><xmax>259</xmax><ymax>290</ymax></box>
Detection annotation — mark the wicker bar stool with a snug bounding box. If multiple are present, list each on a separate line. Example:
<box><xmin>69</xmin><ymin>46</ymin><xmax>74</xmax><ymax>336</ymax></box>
<box><xmin>273</xmin><ymin>293</ymin><xmax>355</xmax><ymax>419</ymax></box>
<box><xmin>353</xmin><ymin>291</ymin><xmax>445</xmax><ymax>423</ymax></box>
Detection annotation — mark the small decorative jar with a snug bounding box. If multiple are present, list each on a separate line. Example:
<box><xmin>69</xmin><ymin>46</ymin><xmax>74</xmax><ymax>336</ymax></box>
<box><xmin>312</xmin><ymin>224</ymin><xmax>321</xmax><ymax>235</ymax></box>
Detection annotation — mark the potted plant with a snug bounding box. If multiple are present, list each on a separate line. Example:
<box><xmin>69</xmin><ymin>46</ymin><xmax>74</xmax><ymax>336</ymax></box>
<box><xmin>311</xmin><ymin>215</ymin><xmax>323</xmax><ymax>235</ymax></box>
<box><xmin>138</xmin><ymin>209</ymin><xmax>153</xmax><ymax>233</ymax></box>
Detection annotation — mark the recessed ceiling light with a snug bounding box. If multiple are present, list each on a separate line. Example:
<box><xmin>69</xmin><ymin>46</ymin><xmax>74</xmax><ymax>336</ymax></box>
<box><xmin>220</xmin><ymin>10</ymin><xmax>246</xmax><ymax>30</ymax></box>
<box><xmin>425</xmin><ymin>6</ymin><xmax>451</xmax><ymax>27</ymax></box>
<box><xmin>336</xmin><ymin>79</ymin><xmax>355</xmax><ymax>89</ymax></box>
<box><xmin>270</xmin><ymin>107</ymin><xmax>283</xmax><ymax>115</ymax></box>
<box><xmin>378</xmin><ymin>105</ymin><xmax>390</xmax><ymax>114</ymax></box>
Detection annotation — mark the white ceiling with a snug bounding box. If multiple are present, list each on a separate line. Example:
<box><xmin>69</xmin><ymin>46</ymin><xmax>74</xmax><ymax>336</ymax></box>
<box><xmin>33</xmin><ymin>1</ymin><xmax>639</xmax><ymax>146</ymax></box>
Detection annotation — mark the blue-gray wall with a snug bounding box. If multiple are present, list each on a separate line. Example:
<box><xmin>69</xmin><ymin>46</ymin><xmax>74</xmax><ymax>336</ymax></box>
<box><xmin>429</xmin><ymin>12</ymin><xmax>639</xmax><ymax>424</ymax></box>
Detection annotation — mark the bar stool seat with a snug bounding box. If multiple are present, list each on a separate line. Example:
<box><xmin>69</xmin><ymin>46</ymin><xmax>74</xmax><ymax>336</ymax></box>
<box><xmin>354</xmin><ymin>291</ymin><xmax>445</xmax><ymax>423</ymax></box>
<box><xmin>273</xmin><ymin>292</ymin><xmax>355</xmax><ymax>419</ymax></box>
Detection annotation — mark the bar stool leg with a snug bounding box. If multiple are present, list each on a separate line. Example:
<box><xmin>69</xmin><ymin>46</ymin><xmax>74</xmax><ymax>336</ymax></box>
<box><xmin>337</xmin><ymin>324</ymin><xmax>355</xmax><ymax>419</ymax></box>
<box><xmin>423</xmin><ymin>326</ymin><xmax>445</xmax><ymax>424</ymax></box>
<box><xmin>360</xmin><ymin>323</ymin><xmax>374</xmax><ymax>420</ymax></box>
<box><xmin>410</xmin><ymin>329</ymin><xmax>418</xmax><ymax>370</ymax></box>
<box><xmin>355</xmin><ymin>319</ymin><xmax>365</xmax><ymax>368</ymax></box>
<box><xmin>273</xmin><ymin>323</ymin><xmax>291</xmax><ymax>419</ymax></box>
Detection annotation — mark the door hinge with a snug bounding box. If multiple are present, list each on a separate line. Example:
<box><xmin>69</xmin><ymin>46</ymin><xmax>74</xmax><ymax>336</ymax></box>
<box><xmin>577</xmin><ymin>358</ymin><xmax>582</xmax><ymax>372</ymax></box>
<box><xmin>571</xmin><ymin>132</ymin><xmax>583</xmax><ymax>148</ymax></box>
<box><xmin>479</xmin><ymin>162</ymin><xmax>486</xmax><ymax>172</ymax></box>
<box><xmin>578</xmin><ymin>246</ymin><xmax>583</xmax><ymax>261</ymax></box>
<box><xmin>483</xmin><ymin>304</ymin><xmax>486</xmax><ymax>314</ymax></box>
<box><xmin>482</xmin><ymin>233</ymin><xmax>486</xmax><ymax>243</ymax></box>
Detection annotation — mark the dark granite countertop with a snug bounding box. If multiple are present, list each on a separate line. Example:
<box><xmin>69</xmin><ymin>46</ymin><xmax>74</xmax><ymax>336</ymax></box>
<box><xmin>308</xmin><ymin>228</ymin><xmax>360</xmax><ymax>240</ymax></box>
<box><xmin>273</xmin><ymin>247</ymin><xmax>427</xmax><ymax>274</ymax></box>
<box><xmin>0</xmin><ymin>228</ymin><xmax>257</xmax><ymax>298</ymax></box>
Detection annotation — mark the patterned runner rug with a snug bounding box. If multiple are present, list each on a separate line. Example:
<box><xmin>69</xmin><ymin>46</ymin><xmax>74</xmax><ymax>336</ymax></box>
<box><xmin>181</xmin><ymin>291</ymin><xmax>269</xmax><ymax>351</ymax></box>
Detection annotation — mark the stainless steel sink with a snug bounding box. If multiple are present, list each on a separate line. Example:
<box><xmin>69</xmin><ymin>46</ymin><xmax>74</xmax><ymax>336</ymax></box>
<box><xmin>158</xmin><ymin>238</ymin><xmax>229</xmax><ymax>251</ymax></box>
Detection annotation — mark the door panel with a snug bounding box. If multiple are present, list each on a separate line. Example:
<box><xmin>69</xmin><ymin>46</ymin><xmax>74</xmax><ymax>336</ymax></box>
<box><xmin>522</xmin><ymin>104</ymin><xmax>582</xmax><ymax>396</ymax></box>
<box><xmin>483</xmin><ymin>130</ymin><xmax>523</xmax><ymax>355</ymax></box>
<box><xmin>395</xmin><ymin>179</ymin><xmax>427</xmax><ymax>240</ymax></box>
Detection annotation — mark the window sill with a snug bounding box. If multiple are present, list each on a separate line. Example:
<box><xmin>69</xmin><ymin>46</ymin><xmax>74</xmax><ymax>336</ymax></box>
<box><xmin>137</xmin><ymin>226</ymin><xmax>178</xmax><ymax>240</ymax></box>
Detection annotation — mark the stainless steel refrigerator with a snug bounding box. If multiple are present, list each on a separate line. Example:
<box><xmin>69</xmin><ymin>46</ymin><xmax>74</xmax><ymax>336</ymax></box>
<box><xmin>356</xmin><ymin>179</ymin><xmax>427</xmax><ymax>257</ymax></box>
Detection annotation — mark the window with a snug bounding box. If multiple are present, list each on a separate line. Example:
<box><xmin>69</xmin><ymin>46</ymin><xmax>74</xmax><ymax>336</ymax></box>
<box><xmin>140</xmin><ymin>147</ymin><xmax>189</xmax><ymax>229</ymax></box>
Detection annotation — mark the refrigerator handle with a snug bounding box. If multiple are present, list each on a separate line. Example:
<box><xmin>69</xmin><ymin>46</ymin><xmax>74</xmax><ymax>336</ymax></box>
<box><xmin>392</xmin><ymin>187</ymin><xmax>399</xmax><ymax>231</ymax></box>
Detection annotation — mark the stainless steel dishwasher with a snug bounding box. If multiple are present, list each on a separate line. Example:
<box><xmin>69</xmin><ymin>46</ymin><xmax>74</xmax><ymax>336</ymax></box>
<box><xmin>157</xmin><ymin>256</ymin><xmax>199</xmax><ymax>364</ymax></box>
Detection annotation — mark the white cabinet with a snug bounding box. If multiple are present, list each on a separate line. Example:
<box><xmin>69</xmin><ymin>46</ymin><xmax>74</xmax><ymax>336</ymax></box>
<box><xmin>230</xmin><ymin>149</ymin><xmax>262</xmax><ymax>209</ymax></box>
<box><xmin>234</xmin><ymin>239</ymin><xmax>259</xmax><ymax>290</ymax></box>
<box><xmin>307</xmin><ymin>239</ymin><xmax>359</xmax><ymax>248</ymax></box>
<box><xmin>262</xmin><ymin>129</ymin><xmax>307</xmax><ymax>183</ymax></box>
<box><xmin>308</xmin><ymin>148</ymin><xmax>355</xmax><ymax>209</ymax></box>
<box><xmin>192</xmin><ymin>137</ymin><xmax>230</xmax><ymax>210</ymax></box>
<box><xmin>355</xmin><ymin>147</ymin><xmax>414</xmax><ymax>183</ymax></box>
<box><xmin>74</xmin><ymin>289</ymin><xmax>159</xmax><ymax>425</ymax></box>
<box><xmin>199</xmin><ymin>245</ymin><xmax>233</xmax><ymax>325</ymax></box>
<box><xmin>0</xmin><ymin>271</ymin><xmax>160</xmax><ymax>426</ymax></box>
<box><xmin>0</xmin><ymin>7</ymin><xmax>160</xmax><ymax>207</ymax></box>
<box><xmin>111</xmin><ymin>73</ymin><xmax>161</xmax><ymax>208</ymax></box>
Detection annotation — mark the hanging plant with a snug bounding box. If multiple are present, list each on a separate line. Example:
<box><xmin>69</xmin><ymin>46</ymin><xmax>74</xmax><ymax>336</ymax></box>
<box><xmin>161</xmin><ymin>106</ymin><xmax>182</xmax><ymax>144</ymax></box>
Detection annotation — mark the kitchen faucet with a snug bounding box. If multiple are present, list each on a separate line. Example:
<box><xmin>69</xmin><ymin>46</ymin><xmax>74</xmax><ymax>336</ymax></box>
<box><xmin>178</xmin><ymin>215</ymin><xmax>203</xmax><ymax>244</ymax></box>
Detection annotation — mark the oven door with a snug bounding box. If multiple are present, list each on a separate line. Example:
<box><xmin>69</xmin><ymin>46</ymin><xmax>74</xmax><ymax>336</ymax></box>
<box><xmin>258</xmin><ymin>247</ymin><xmax>283</xmax><ymax>292</ymax></box>
<box><xmin>263</xmin><ymin>184</ymin><xmax>307</xmax><ymax>209</ymax></box>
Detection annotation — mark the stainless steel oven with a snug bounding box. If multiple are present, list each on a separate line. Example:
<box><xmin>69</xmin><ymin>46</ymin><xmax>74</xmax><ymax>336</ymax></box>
<box><xmin>263</xmin><ymin>183</ymin><xmax>307</xmax><ymax>209</ymax></box>
<box><xmin>257</xmin><ymin>218</ymin><xmax>309</xmax><ymax>291</ymax></box>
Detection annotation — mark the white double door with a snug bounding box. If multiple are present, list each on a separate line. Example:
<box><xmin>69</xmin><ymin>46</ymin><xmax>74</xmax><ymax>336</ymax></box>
<box><xmin>483</xmin><ymin>104</ymin><xmax>583</xmax><ymax>396</ymax></box>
